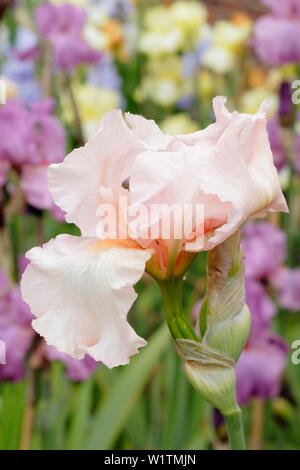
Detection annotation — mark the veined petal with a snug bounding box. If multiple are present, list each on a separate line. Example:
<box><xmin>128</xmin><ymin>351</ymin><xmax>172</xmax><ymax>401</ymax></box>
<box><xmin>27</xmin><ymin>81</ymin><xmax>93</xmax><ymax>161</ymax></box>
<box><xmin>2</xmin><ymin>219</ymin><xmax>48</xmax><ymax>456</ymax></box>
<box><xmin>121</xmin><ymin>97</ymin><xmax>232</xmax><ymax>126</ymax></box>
<box><xmin>20</xmin><ymin>235</ymin><xmax>151</xmax><ymax>368</ymax></box>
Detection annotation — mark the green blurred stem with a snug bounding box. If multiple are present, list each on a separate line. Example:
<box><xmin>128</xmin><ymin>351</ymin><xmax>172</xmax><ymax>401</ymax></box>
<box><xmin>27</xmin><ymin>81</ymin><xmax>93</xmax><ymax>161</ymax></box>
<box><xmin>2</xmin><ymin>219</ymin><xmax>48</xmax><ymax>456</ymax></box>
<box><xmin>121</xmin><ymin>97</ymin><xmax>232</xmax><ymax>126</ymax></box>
<box><xmin>224</xmin><ymin>410</ymin><xmax>246</xmax><ymax>450</ymax></box>
<box><xmin>158</xmin><ymin>278</ymin><xmax>198</xmax><ymax>341</ymax></box>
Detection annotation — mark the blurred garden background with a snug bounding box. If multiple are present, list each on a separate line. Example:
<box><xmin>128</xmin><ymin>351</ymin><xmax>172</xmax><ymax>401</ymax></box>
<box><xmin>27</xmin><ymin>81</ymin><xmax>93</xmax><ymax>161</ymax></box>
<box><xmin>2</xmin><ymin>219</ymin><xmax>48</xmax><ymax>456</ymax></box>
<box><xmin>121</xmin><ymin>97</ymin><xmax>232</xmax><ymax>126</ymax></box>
<box><xmin>1</xmin><ymin>0</ymin><xmax>300</xmax><ymax>450</ymax></box>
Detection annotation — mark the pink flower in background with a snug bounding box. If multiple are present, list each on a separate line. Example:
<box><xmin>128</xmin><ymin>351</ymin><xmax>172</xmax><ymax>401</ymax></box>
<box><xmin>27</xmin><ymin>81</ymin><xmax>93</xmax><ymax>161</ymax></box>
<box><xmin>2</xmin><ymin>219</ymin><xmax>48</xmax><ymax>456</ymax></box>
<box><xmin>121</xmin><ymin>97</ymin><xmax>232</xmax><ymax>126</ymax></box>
<box><xmin>245</xmin><ymin>279</ymin><xmax>276</xmax><ymax>343</ymax></box>
<box><xmin>0</xmin><ymin>271</ymin><xmax>34</xmax><ymax>381</ymax></box>
<box><xmin>0</xmin><ymin>100</ymin><xmax>32</xmax><ymax>166</ymax></box>
<box><xmin>271</xmin><ymin>268</ymin><xmax>300</xmax><ymax>312</ymax></box>
<box><xmin>253</xmin><ymin>1</ymin><xmax>300</xmax><ymax>65</ymax></box>
<box><xmin>267</xmin><ymin>118</ymin><xmax>287</xmax><ymax>171</ymax></box>
<box><xmin>262</xmin><ymin>0</ymin><xmax>300</xmax><ymax>17</ymax></box>
<box><xmin>45</xmin><ymin>346</ymin><xmax>98</xmax><ymax>381</ymax></box>
<box><xmin>242</xmin><ymin>221</ymin><xmax>300</xmax><ymax>313</ymax></box>
<box><xmin>0</xmin><ymin>99</ymin><xmax>65</xmax><ymax>218</ymax></box>
<box><xmin>21</xmin><ymin>98</ymin><xmax>287</xmax><ymax>368</ymax></box>
<box><xmin>242</xmin><ymin>221</ymin><xmax>286</xmax><ymax>280</ymax></box>
<box><xmin>35</xmin><ymin>2</ymin><xmax>100</xmax><ymax>69</ymax></box>
<box><xmin>236</xmin><ymin>334</ymin><xmax>288</xmax><ymax>406</ymax></box>
<box><xmin>28</xmin><ymin>100</ymin><xmax>65</xmax><ymax>165</ymax></box>
<box><xmin>253</xmin><ymin>16</ymin><xmax>300</xmax><ymax>65</ymax></box>
<box><xmin>0</xmin><ymin>265</ymin><xmax>97</xmax><ymax>383</ymax></box>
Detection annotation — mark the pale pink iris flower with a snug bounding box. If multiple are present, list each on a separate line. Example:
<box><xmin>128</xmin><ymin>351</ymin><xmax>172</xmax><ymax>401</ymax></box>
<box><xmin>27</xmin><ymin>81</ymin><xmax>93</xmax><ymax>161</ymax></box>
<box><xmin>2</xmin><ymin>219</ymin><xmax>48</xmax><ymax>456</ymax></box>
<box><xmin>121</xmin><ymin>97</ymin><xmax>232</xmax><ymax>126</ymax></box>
<box><xmin>21</xmin><ymin>97</ymin><xmax>288</xmax><ymax>368</ymax></box>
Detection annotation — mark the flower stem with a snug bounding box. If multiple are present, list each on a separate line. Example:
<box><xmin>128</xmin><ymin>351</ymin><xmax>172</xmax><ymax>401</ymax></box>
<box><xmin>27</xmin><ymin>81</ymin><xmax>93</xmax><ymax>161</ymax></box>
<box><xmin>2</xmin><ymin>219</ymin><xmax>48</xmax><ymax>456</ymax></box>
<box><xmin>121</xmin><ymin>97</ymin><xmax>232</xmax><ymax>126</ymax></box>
<box><xmin>158</xmin><ymin>278</ymin><xmax>198</xmax><ymax>341</ymax></box>
<box><xmin>224</xmin><ymin>410</ymin><xmax>246</xmax><ymax>450</ymax></box>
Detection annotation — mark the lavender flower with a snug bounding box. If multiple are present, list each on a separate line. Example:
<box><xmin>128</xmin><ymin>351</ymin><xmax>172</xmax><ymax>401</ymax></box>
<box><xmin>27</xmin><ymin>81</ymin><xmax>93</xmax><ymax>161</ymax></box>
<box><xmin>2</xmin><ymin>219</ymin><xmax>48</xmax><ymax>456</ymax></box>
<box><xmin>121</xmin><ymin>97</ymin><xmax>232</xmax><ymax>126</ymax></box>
<box><xmin>242</xmin><ymin>222</ymin><xmax>286</xmax><ymax>281</ymax></box>
<box><xmin>45</xmin><ymin>346</ymin><xmax>98</xmax><ymax>382</ymax></box>
<box><xmin>271</xmin><ymin>268</ymin><xmax>300</xmax><ymax>312</ymax></box>
<box><xmin>236</xmin><ymin>334</ymin><xmax>288</xmax><ymax>406</ymax></box>
<box><xmin>253</xmin><ymin>15</ymin><xmax>300</xmax><ymax>66</ymax></box>
<box><xmin>0</xmin><ymin>271</ymin><xmax>34</xmax><ymax>382</ymax></box>
<box><xmin>35</xmin><ymin>2</ymin><xmax>100</xmax><ymax>69</ymax></box>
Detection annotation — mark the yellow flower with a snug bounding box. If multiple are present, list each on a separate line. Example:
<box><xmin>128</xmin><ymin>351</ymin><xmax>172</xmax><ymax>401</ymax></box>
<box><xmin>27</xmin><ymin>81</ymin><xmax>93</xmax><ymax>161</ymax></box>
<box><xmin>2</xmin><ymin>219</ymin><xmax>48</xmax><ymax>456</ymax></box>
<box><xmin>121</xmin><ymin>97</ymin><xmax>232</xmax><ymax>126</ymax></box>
<box><xmin>171</xmin><ymin>1</ymin><xmax>207</xmax><ymax>37</ymax></box>
<box><xmin>202</xmin><ymin>46</ymin><xmax>235</xmax><ymax>74</ymax></box>
<box><xmin>144</xmin><ymin>5</ymin><xmax>175</xmax><ymax>32</ymax></box>
<box><xmin>1</xmin><ymin>77</ymin><xmax>19</xmax><ymax>100</ymax></box>
<box><xmin>139</xmin><ymin>30</ymin><xmax>183</xmax><ymax>57</ymax></box>
<box><xmin>196</xmin><ymin>70</ymin><xmax>214</xmax><ymax>97</ymax></box>
<box><xmin>84</xmin><ymin>6</ymin><xmax>124</xmax><ymax>51</ymax></box>
<box><xmin>212</xmin><ymin>20</ymin><xmax>251</xmax><ymax>54</ymax></box>
<box><xmin>160</xmin><ymin>113</ymin><xmax>199</xmax><ymax>135</ymax></box>
<box><xmin>140</xmin><ymin>1</ymin><xmax>208</xmax><ymax>56</ymax></box>
<box><xmin>240</xmin><ymin>88</ymin><xmax>278</xmax><ymax>115</ymax></box>
<box><xmin>135</xmin><ymin>56</ymin><xmax>193</xmax><ymax>107</ymax></box>
<box><xmin>63</xmin><ymin>84</ymin><xmax>120</xmax><ymax>139</ymax></box>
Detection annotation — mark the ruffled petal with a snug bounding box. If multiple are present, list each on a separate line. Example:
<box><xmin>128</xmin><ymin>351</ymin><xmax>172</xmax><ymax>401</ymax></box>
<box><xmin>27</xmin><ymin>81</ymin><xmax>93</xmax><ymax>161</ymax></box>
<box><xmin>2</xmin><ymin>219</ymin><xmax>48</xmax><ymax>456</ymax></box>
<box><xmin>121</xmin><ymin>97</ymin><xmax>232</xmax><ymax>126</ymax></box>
<box><xmin>49</xmin><ymin>110</ymin><xmax>170</xmax><ymax>237</ymax></box>
<box><xmin>129</xmin><ymin>146</ymin><xmax>231</xmax><ymax>249</ymax></box>
<box><xmin>125</xmin><ymin>112</ymin><xmax>171</xmax><ymax>149</ymax></box>
<box><xmin>21</xmin><ymin>235</ymin><xmax>151</xmax><ymax>368</ymax></box>
<box><xmin>129</xmin><ymin>97</ymin><xmax>287</xmax><ymax>252</ymax></box>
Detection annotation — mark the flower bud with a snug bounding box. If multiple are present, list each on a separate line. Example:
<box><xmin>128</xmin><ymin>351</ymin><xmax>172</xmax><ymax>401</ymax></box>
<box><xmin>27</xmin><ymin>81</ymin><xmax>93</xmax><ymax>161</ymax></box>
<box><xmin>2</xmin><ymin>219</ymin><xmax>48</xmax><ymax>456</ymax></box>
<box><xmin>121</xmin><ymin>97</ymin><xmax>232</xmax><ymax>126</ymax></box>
<box><xmin>176</xmin><ymin>338</ymin><xmax>240</xmax><ymax>416</ymax></box>
<box><xmin>199</xmin><ymin>231</ymin><xmax>250</xmax><ymax>361</ymax></box>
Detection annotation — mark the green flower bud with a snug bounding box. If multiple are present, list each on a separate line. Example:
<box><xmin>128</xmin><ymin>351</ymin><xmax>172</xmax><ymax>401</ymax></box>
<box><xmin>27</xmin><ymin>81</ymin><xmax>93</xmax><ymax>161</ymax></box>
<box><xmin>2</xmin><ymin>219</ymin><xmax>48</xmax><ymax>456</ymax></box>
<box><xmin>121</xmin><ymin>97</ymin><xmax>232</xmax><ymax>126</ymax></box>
<box><xmin>176</xmin><ymin>338</ymin><xmax>240</xmax><ymax>416</ymax></box>
<box><xmin>199</xmin><ymin>231</ymin><xmax>250</xmax><ymax>361</ymax></box>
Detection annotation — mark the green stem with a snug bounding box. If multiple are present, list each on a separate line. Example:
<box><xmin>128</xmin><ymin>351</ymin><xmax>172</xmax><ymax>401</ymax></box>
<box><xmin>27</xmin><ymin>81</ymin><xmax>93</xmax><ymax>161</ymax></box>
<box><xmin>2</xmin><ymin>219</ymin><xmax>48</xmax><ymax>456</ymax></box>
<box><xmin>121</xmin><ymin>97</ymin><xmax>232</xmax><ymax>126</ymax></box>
<box><xmin>224</xmin><ymin>410</ymin><xmax>246</xmax><ymax>450</ymax></box>
<box><xmin>158</xmin><ymin>278</ymin><xmax>198</xmax><ymax>341</ymax></box>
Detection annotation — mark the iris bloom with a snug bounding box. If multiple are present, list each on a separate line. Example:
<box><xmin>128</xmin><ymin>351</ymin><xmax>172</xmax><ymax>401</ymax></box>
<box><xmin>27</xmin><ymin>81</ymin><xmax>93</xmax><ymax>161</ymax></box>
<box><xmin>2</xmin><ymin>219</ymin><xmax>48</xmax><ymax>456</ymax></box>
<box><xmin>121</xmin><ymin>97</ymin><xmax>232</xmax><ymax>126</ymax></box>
<box><xmin>21</xmin><ymin>97</ymin><xmax>287</xmax><ymax>368</ymax></box>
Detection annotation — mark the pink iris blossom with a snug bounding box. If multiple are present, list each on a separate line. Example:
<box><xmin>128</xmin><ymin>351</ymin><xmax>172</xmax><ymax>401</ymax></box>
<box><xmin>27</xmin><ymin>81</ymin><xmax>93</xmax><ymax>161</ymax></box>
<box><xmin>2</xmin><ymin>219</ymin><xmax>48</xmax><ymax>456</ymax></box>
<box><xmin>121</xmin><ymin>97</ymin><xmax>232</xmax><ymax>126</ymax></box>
<box><xmin>21</xmin><ymin>97</ymin><xmax>287</xmax><ymax>368</ymax></box>
<box><xmin>35</xmin><ymin>2</ymin><xmax>100</xmax><ymax>69</ymax></box>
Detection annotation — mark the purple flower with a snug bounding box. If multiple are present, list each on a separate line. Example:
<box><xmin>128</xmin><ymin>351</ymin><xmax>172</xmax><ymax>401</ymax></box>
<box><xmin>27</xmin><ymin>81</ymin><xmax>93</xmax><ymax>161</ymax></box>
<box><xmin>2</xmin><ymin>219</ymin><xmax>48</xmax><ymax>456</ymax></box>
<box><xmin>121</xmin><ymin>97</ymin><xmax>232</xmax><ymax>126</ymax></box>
<box><xmin>0</xmin><ymin>271</ymin><xmax>34</xmax><ymax>382</ymax></box>
<box><xmin>246</xmin><ymin>279</ymin><xmax>276</xmax><ymax>343</ymax></box>
<box><xmin>20</xmin><ymin>165</ymin><xmax>55</xmax><ymax>210</ymax></box>
<box><xmin>35</xmin><ymin>2</ymin><xmax>100</xmax><ymax>69</ymax></box>
<box><xmin>0</xmin><ymin>100</ymin><xmax>32</xmax><ymax>166</ymax></box>
<box><xmin>28</xmin><ymin>99</ymin><xmax>65</xmax><ymax>165</ymax></box>
<box><xmin>0</xmin><ymin>98</ymin><xmax>66</xmax><ymax>218</ymax></box>
<box><xmin>262</xmin><ymin>0</ymin><xmax>300</xmax><ymax>17</ymax></box>
<box><xmin>236</xmin><ymin>334</ymin><xmax>288</xmax><ymax>406</ymax></box>
<box><xmin>271</xmin><ymin>268</ymin><xmax>300</xmax><ymax>312</ymax></box>
<box><xmin>253</xmin><ymin>15</ymin><xmax>300</xmax><ymax>65</ymax></box>
<box><xmin>267</xmin><ymin>118</ymin><xmax>287</xmax><ymax>171</ymax></box>
<box><xmin>278</xmin><ymin>82</ymin><xmax>294</xmax><ymax>126</ymax></box>
<box><xmin>242</xmin><ymin>222</ymin><xmax>287</xmax><ymax>280</ymax></box>
<box><xmin>45</xmin><ymin>346</ymin><xmax>98</xmax><ymax>382</ymax></box>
